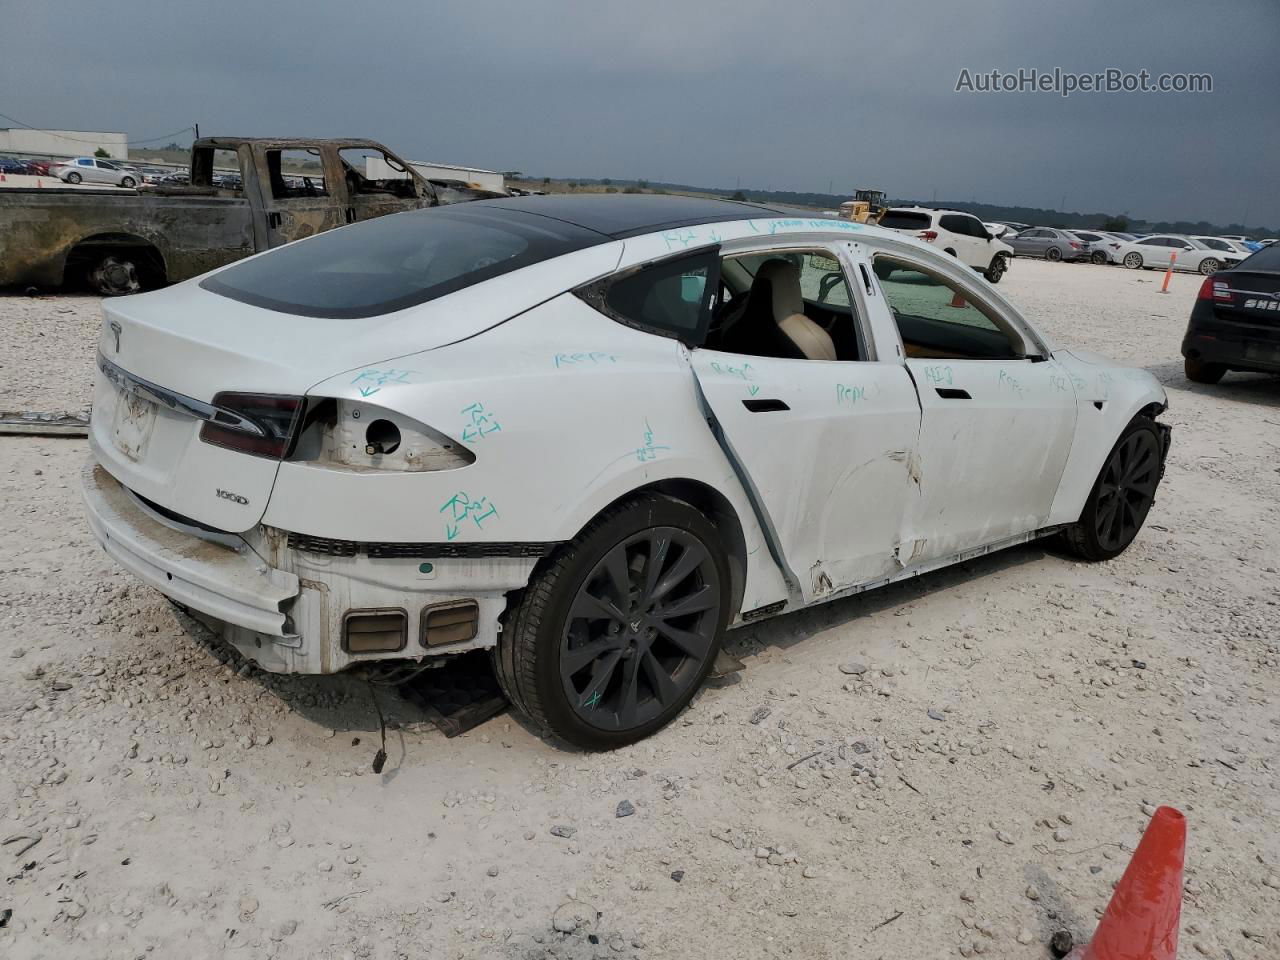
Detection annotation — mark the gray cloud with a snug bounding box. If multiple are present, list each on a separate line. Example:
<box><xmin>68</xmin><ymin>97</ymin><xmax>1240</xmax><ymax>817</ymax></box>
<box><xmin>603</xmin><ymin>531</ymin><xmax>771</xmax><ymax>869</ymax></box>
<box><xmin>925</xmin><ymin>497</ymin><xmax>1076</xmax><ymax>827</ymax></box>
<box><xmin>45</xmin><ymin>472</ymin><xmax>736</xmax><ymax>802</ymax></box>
<box><xmin>3</xmin><ymin>0</ymin><xmax>1277</xmax><ymax>224</ymax></box>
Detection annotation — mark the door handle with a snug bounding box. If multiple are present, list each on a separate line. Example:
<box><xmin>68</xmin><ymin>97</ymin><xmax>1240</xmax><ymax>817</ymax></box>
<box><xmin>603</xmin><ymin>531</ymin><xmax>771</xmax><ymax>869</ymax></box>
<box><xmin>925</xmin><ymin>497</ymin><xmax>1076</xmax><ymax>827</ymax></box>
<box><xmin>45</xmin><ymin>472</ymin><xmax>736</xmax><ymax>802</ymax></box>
<box><xmin>742</xmin><ymin>398</ymin><xmax>790</xmax><ymax>412</ymax></box>
<box><xmin>935</xmin><ymin>388</ymin><xmax>971</xmax><ymax>399</ymax></box>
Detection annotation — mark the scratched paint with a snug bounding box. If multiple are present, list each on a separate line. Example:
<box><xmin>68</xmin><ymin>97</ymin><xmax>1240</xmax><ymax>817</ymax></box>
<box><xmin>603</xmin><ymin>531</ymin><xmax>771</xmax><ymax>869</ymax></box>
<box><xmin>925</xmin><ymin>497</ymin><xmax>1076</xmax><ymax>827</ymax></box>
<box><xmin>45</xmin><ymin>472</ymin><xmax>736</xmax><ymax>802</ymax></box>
<box><xmin>350</xmin><ymin>367</ymin><xmax>417</xmax><ymax>398</ymax></box>
<box><xmin>439</xmin><ymin>491</ymin><xmax>499</xmax><ymax>541</ymax></box>
<box><xmin>460</xmin><ymin>402</ymin><xmax>501</xmax><ymax>443</ymax></box>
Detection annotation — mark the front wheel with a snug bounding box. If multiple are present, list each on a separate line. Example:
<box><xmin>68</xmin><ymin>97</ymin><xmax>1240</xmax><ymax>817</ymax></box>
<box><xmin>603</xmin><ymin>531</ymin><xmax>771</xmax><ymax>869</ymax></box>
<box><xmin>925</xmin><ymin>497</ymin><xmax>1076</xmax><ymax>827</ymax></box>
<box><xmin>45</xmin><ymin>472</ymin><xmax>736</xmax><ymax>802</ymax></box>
<box><xmin>495</xmin><ymin>494</ymin><xmax>729</xmax><ymax>749</ymax></box>
<box><xmin>1045</xmin><ymin>247</ymin><xmax>1063</xmax><ymax>262</ymax></box>
<box><xmin>1198</xmin><ymin>258</ymin><xmax>1220</xmax><ymax>276</ymax></box>
<box><xmin>1091</xmin><ymin>251</ymin><xmax>1107</xmax><ymax>265</ymax></box>
<box><xmin>1184</xmin><ymin>357</ymin><xmax>1226</xmax><ymax>384</ymax></box>
<box><xmin>984</xmin><ymin>255</ymin><xmax>1007</xmax><ymax>284</ymax></box>
<box><xmin>1060</xmin><ymin>416</ymin><xmax>1164</xmax><ymax>562</ymax></box>
<box><xmin>1123</xmin><ymin>252</ymin><xmax>1143</xmax><ymax>269</ymax></box>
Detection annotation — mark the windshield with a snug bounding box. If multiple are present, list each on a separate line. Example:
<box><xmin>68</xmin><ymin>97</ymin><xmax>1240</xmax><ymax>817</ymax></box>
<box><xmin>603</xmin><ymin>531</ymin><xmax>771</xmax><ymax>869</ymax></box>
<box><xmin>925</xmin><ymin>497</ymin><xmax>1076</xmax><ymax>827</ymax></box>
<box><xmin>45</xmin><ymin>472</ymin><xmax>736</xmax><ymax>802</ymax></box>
<box><xmin>201</xmin><ymin>206</ymin><xmax>606</xmax><ymax>318</ymax></box>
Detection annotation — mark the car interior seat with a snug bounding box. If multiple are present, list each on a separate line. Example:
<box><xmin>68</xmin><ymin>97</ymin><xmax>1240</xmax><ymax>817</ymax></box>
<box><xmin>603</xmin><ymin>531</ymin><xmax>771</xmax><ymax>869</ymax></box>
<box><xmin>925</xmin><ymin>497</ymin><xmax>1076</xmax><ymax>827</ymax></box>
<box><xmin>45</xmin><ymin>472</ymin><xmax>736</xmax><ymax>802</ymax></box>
<box><xmin>722</xmin><ymin>259</ymin><xmax>836</xmax><ymax>361</ymax></box>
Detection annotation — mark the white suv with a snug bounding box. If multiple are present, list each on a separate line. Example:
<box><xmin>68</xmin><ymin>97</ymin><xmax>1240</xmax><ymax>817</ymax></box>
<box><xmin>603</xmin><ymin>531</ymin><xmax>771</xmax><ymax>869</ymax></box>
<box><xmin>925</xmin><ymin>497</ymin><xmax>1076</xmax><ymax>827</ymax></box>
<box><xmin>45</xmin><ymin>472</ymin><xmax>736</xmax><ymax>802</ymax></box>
<box><xmin>879</xmin><ymin>207</ymin><xmax>1014</xmax><ymax>283</ymax></box>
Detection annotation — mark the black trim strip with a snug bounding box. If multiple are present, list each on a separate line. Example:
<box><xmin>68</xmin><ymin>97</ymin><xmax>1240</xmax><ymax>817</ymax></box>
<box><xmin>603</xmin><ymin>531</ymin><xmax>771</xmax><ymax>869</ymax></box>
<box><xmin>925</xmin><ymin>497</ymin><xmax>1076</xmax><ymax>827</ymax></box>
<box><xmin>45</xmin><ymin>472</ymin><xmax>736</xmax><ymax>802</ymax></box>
<box><xmin>287</xmin><ymin>531</ymin><xmax>556</xmax><ymax>560</ymax></box>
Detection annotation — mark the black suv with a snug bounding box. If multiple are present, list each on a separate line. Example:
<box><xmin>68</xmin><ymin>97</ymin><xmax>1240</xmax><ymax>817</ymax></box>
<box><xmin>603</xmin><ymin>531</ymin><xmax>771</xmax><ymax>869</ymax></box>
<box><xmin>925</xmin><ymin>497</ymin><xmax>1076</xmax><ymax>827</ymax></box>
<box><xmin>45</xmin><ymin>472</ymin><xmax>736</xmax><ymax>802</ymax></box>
<box><xmin>1182</xmin><ymin>244</ymin><xmax>1280</xmax><ymax>383</ymax></box>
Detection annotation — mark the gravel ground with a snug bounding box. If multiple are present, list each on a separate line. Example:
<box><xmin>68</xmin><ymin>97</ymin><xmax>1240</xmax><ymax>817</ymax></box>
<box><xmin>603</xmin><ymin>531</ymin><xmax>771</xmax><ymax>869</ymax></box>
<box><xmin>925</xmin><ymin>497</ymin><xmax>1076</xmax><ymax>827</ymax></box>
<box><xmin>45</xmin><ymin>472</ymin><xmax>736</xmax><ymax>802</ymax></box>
<box><xmin>1</xmin><ymin>259</ymin><xmax>1278</xmax><ymax>960</ymax></box>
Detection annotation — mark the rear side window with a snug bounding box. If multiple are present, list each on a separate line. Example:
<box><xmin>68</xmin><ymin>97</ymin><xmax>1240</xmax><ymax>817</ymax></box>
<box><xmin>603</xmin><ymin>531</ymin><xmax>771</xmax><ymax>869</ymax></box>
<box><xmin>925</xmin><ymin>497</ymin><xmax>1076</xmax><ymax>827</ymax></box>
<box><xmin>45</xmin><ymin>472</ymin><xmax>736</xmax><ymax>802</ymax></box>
<box><xmin>577</xmin><ymin>250</ymin><xmax>719</xmax><ymax>343</ymax></box>
<box><xmin>880</xmin><ymin>210</ymin><xmax>932</xmax><ymax>230</ymax></box>
<box><xmin>1238</xmin><ymin>244</ymin><xmax>1280</xmax><ymax>272</ymax></box>
<box><xmin>202</xmin><ymin>206</ymin><xmax>606</xmax><ymax>318</ymax></box>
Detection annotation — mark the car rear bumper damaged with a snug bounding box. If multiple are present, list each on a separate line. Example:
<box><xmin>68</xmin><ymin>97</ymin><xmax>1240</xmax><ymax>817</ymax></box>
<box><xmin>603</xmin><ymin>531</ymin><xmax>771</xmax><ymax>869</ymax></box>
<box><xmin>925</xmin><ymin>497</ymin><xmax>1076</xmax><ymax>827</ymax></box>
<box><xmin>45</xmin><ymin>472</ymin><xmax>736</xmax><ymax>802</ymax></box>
<box><xmin>81</xmin><ymin>461</ymin><xmax>539</xmax><ymax>674</ymax></box>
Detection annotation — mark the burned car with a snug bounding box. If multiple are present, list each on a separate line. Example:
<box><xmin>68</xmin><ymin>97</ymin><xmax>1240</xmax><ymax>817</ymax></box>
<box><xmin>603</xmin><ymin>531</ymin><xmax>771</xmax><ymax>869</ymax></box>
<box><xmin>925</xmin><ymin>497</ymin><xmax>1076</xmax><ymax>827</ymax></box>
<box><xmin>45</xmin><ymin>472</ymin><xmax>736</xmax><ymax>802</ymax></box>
<box><xmin>82</xmin><ymin>195</ymin><xmax>1171</xmax><ymax>748</ymax></box>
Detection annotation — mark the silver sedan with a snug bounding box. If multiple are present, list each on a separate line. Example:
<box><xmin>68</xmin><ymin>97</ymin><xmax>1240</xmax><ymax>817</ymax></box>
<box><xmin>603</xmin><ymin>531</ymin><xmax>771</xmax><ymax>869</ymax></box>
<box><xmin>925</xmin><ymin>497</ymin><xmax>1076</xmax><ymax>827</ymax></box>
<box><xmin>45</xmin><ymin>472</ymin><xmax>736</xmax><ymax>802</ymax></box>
<box><xmin>50</xmin><ymin>157</ymin><xmax>140</xmax><ymax>188</ymax></box>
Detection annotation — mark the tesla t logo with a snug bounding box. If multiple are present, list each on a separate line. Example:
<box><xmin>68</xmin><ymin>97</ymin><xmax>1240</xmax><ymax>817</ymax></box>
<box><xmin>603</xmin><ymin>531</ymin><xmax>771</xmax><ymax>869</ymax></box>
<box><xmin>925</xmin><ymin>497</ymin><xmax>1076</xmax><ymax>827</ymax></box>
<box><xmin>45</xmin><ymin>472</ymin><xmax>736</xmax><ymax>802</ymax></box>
<box><xmin>216</xmin><ymin>488</ymin><xmax>249</xmax><ymax>505</ymax></box>
<box><xmin>109</xmin><ymin>321</ymin><xmax>122</xmax><ymax>352</ymax></box>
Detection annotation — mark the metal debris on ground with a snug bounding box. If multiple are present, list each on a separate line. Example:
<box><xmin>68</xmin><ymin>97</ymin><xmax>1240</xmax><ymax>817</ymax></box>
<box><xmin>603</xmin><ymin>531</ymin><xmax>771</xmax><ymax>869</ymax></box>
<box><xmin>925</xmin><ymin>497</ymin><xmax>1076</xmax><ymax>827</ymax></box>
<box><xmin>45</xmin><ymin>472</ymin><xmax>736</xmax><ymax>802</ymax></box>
<box><xmin>0</xmin><ymin>410</ymin><xmax>90</xmax><ymax>437</ymax></box>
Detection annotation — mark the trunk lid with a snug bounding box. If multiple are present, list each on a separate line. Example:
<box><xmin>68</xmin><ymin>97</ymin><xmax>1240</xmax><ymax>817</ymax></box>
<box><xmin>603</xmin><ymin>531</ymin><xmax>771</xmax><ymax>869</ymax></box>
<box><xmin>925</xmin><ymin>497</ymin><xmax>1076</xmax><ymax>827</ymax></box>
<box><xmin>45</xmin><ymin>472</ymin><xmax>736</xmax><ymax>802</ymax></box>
<box><xmin>90</xmin><ymin>241</ymin><xmax>623</xmax><ymax>532</ymax></box>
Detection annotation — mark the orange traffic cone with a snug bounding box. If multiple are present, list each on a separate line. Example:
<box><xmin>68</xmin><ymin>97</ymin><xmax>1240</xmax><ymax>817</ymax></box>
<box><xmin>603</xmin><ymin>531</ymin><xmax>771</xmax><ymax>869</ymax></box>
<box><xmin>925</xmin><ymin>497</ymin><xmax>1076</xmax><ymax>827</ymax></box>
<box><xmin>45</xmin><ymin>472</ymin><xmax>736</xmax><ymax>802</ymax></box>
<box><xmin>948</xmin><ymin>290</ymin><xmax>967</xmax><ymax>308</ymax></box>
<box><xmin>1068</xmin><ymin>806</ymin><xmax>1186</xmax><ymax>960</ymax></box>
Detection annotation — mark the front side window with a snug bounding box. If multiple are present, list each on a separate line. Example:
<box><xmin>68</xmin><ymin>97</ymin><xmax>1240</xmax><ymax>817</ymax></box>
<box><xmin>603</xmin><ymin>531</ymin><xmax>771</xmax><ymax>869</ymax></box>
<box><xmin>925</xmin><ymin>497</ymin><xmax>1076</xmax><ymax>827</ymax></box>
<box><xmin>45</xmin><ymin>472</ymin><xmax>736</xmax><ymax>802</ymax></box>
<box><xmin>873</xmin><ymin>255</ymin><xmax>1028</xmax><ymax>360</ymax></box>
<box><xmin>266</xmin><ymin>148</ymin><xmax>328</xmax><ymax>200</ymax></box>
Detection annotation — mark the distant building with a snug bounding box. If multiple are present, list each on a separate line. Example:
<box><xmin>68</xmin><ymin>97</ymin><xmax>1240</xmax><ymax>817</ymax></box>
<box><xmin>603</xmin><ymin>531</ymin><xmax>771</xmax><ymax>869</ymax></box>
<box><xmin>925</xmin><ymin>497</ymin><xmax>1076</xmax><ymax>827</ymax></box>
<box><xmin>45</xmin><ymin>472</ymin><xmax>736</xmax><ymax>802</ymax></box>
<box><xmin>0</xmin><ymin>128</ymin><xmax>128</xmax><ymax>160</ymax></box>
<box><xmin>365</xmin><ymin>156</ymin><xmax>504</xmax><ymax>193</ymax></box>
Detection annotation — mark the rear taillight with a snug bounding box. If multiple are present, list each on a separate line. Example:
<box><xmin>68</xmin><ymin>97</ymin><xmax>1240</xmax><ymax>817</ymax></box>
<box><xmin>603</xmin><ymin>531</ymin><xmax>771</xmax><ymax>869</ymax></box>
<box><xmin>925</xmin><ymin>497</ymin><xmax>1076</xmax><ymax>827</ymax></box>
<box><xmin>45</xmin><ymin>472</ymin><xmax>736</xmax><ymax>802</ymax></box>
<box><xmin>1197</xmin><ymin>278</ymin><xmax>1233</xmax><ymax>303</ymax></box>
<box><xmin>200</xmin><ymin>392</ymin><xmax>303</xmax><ymax>459</ymax></box>
<box><xmin>1070</xmin><ymin>242</ymin><xmax>1081</xmax><ymax>249</ymax></box>
<box><xmin>918</xmin><ymin>230</ymin><xmax>938</xmax><ymax>242</ymax></box>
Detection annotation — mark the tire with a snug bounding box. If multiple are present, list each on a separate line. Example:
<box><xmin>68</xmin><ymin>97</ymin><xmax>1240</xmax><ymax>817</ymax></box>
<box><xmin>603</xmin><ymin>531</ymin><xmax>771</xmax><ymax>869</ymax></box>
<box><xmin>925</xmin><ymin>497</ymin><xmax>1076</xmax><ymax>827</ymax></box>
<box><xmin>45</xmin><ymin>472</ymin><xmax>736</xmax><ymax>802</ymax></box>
<box><xmin>120</xmin><ymin>176</ymin><xmax>137</xmax><ymax>189</ymax></box>
<box><xmin>1060</xmin><ymin>416</ymin><xmax>1164</xmax><ymax>562</ymax></box>
<box><xmin>1184</xmin><ymin>356</ymin><xmax>1226</xmax><ymax>384</ymax></box>
<box><xmin>984</xmin><ymin>255</ymin><xmax>1006</xmax><ymax>284</ymax></box>
<box><xmin>1198</xmin><ymin>258</ymin><xmax>1220</xmax><ymax>276</ymax></box>
<box><xmin>1123</xmin><ymin>252</ymin><xmax>1143</xmax><ymax>269</ymax></box>
<box><xmin>65</xmin><ymin>172</ymin><xmax>82</xmax><ymax>184</ymax></box>
<box><xmin>90</xmin><ymin>255</ymin><xmax>142</xmax><ymax>296</ymax></box>
<box><xmin>495</xmin><ymin>494</ymin><xmax>730</xmax><ymax>749</ymax></box>
<box><xmin>1091</xmin><ymin>251</ymin><xmax>1107</xmax><ymax>265</ymax></box>
<box><xmin>1045</xmin><ymin>246</ymin><xmax>1063</xmax><ymax>262</ymax></box>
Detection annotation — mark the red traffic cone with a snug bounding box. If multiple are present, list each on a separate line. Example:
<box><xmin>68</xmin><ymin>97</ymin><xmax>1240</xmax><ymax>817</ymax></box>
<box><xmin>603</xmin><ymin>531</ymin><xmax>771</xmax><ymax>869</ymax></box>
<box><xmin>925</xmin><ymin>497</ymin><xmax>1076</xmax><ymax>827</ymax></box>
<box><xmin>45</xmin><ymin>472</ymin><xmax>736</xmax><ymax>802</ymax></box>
<box><xmin>1069</xmin><ymin>806</ymin><xmax>1186</xmax><ymax>960</ymax></box>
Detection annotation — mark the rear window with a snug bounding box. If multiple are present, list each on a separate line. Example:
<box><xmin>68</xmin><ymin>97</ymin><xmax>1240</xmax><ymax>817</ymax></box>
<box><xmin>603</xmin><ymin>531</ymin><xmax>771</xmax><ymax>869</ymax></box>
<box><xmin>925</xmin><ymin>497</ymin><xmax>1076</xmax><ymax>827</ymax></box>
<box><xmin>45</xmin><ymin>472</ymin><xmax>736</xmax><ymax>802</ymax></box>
<box><xmin>201</xmin><ymin>206</ymin><xmax>605</xmax><ymax>318</ymax></box>
<box><xmin>880</xmin><ymin>210</ymin><xmax>932</xmax><ymax>230</ymax></box>
<box><xmin>1237</xmin><ymin>244</ymin><xmax>1280</xmax><ymax>272</ymax></box>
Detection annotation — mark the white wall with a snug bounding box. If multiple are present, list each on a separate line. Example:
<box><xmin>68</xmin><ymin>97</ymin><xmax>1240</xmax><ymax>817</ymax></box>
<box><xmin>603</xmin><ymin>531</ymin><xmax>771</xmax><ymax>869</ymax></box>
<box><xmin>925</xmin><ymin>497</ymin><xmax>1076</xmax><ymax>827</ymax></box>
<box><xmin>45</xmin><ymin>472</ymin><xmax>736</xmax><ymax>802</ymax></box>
<box><xmin>0</xmin><ymin>129</ymin><xmax>129</xmax><ymax>159</ymax></box>
<box><xmin>365</xmin><ymin>156</ymin><xmax>504</xmax><ymax>193</ymax></box>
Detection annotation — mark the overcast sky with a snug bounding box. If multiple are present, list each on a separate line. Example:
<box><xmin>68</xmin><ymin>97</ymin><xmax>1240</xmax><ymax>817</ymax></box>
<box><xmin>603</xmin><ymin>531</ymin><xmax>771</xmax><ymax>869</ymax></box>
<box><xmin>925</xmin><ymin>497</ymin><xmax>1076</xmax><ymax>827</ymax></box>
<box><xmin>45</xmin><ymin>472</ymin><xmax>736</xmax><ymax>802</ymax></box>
<box><xmin>4</xmin><ymin>0</ymin><xmax>1277</xmax><ymax>225</ymax></box>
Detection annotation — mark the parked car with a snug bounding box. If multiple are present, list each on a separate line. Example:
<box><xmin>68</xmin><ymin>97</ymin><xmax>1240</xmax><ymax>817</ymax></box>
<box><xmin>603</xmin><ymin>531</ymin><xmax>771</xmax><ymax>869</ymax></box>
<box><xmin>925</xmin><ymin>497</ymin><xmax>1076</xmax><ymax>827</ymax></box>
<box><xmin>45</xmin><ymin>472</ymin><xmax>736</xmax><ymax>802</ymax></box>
<box><xmin>1192</xmin><ymin>236</ymin><xmax>1247</xmax><ymax>259</ymax></box>
<box><xmin>22</xmin><ymin>157</ymin><xmax>54</xmax><ymax>176</ymax></box>
<box><xmin>878</xmin><ymin>207</ymin><xmax>1013</xmax><ymax>282</ymax></box>
<box><xmin>0</xmin><ymin>155</ymin><xmax>29</xmax><ymax>175</ymax></box>
<box><xmin>1181</xmin><ymin>242</ymin><xmax>1280</xmax><ymax>383</ymax></box>
<box><xmin>1220</xmin><ymin>235</ymin><xmax>1264</xmax><ymax>251</ymax></box>
<box><xmin>1114</xmin><ymin>235</ymin><xmax>1243</xmax><ymax>275</ymax></box>
<box><xmin>49</xmin><ymin>156</ymin><xmax>141</xmax><ymax>188</ymax></box>
<box><xmin>1067</xmin><ymin>230</ymin><xmax>1116</xmax><ymax>265</ymax></box>
<box><xmin>81</xmin><ymin>195</ymin><xmax>1171</xmax><ymax>748</ymax></box>
<box><xmin>1005</xmin><ymin>227</ymin><xmax>1089</xmax><ymax>262</ymax></box>
<box><xmin>984</xmin><ymin>222</ymin><xmax>1016</xmax><ymax>241</ymax></box>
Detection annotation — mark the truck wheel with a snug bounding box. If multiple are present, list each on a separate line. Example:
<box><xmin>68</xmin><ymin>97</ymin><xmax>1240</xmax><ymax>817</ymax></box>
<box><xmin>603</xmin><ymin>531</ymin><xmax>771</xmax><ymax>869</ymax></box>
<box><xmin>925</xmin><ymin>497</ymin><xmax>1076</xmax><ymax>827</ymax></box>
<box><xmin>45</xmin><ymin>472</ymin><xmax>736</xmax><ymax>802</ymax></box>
<box><xmin>984</xmin><ymin>255</ymin><xmax>1007</xmax><ymax>284</ymax></box>
<box><xmin>1045</xmin><ymin>247</ymin><xmax>1063</xmax><ymax>262</ymax></box>
<box><xmin>1184</xmin><ymin>357</ymin><xmax>1226</xmax><ymax>384</ymax></box>
<box><xmin>1059</xmin><ymin>416</ymin><xmax>1163</xmax><ymax>562</ymax></box>
<box><xmin>495</xmin><ymin>494</ymin><xmax>729</xmax><ymax>750</ymax></box>
<box><xmin>65</xmin><ymin>172</ymin><xmax>82</xmax><ymax>184</ymax></box>
<box><xmin>90</xmin><ymin>256</ymin><xmax>142</xmax><ymax>296</ymax></box>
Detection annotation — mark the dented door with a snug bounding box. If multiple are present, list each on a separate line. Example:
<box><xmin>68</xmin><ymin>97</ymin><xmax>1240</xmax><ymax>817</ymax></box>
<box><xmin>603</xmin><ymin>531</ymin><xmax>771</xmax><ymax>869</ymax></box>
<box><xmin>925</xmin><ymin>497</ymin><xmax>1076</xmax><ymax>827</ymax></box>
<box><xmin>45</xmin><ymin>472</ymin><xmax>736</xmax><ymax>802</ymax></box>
<box><xmin>691</xmin><ymin>350</ymin><xmax>922</xmax><ymax>603</ymax></box>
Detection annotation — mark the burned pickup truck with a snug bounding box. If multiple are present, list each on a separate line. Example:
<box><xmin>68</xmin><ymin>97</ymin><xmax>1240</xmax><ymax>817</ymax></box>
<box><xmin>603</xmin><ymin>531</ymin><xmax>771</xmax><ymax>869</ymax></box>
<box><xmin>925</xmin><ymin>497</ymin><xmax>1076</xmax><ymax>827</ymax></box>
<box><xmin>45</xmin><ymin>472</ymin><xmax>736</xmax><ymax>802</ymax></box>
<box><xmin>0</xmin><ymin>137</ymin><xmax>501</xmax><ymax>295</ymax></box>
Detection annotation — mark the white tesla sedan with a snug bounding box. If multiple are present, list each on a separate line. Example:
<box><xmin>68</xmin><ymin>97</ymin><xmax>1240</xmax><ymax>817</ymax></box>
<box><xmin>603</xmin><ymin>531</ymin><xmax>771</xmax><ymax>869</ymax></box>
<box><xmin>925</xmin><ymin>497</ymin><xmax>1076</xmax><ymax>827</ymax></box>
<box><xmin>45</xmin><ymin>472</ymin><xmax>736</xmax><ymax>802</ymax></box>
<box><xmin>83</xmin><ymin>195</ymin><xmax>1171</xmax><ymax>748</ymax></box>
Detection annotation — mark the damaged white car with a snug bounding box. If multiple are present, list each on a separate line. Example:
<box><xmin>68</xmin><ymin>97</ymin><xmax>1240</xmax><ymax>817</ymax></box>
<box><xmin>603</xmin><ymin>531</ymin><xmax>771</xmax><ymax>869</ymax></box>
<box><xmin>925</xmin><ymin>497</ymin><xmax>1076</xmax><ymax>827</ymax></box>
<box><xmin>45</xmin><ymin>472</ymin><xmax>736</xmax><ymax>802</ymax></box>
<box><xmin>83</xmin><ymin>195</ymin><xmax>1171</xmax><ymax>748</ymax></box>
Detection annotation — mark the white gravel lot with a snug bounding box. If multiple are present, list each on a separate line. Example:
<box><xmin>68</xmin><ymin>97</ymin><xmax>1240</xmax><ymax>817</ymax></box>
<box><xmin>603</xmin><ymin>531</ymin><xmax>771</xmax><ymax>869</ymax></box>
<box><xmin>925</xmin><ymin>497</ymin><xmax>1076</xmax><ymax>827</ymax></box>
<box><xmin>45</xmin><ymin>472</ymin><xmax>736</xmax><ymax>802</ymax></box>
<box><xmin>1</xmin><ymin>259</ymin><xmax>1278</xmax><ymax>960</ymax></box>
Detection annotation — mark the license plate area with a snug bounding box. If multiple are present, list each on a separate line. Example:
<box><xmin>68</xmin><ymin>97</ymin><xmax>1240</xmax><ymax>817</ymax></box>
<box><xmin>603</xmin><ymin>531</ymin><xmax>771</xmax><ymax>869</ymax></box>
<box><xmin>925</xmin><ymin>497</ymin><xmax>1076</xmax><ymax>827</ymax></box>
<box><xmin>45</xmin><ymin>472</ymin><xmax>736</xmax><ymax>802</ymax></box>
<box><xmin>1244</xmin><ymin>341</ymin><xmax>1280</xmax><ymax>364</ymax></box>
<box><xmin>111</xmin><ymin>387</ymin><xmax>158</xmax><ymax>461</ymax></box>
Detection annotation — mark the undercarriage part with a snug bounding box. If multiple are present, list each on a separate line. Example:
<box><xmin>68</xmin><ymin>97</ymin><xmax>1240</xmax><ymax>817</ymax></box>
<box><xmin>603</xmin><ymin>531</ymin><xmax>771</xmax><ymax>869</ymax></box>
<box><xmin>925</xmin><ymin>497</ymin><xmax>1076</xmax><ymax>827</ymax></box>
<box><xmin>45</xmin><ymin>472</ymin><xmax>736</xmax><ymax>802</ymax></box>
<box><xmin>397</xmin><ymin>650</ymin><xmax>508</xmax><ymax>738</ymax></box>
<box><xmin>0</xmin><ymin>410</ymin><xmax>90</xmax><ymax>437</ymax></box>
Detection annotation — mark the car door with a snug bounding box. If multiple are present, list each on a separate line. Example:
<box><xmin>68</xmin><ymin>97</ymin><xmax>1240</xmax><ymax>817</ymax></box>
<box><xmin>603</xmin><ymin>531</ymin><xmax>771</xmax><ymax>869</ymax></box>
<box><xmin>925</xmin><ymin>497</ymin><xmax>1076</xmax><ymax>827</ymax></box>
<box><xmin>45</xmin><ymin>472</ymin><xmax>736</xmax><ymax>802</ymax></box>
<box><xmin>868</xmin><ymin>251</ymin><xmax>1077</xmax><ymax>563</ymax></box>
<box><xmin>74</xmin><ymin>157</ymin><xmax>98</xmax><ymax>182</ymax></box>
<box><xmin>252</xmin><ymin>145</ymin><xmax>347</xmax><ymax>248</ymax></box>
<box><xmin>690</xmin><ymin>243</ymin><xmax>923</xmax><ymax>601</ymax></box>
<box><xmin>95</xmin><ymin>159</ymin><xmax>120</xmax><ymax>184</ymax></box>
<box><xmin>1013</xmin><ymin>229</ymin><xmax>1044</xmax><ymax>257</ymax></box>
<box><xmin>1144</xmin><ymin>237</ymin><xmax>1175</xmax><ymax>268</ymax></box>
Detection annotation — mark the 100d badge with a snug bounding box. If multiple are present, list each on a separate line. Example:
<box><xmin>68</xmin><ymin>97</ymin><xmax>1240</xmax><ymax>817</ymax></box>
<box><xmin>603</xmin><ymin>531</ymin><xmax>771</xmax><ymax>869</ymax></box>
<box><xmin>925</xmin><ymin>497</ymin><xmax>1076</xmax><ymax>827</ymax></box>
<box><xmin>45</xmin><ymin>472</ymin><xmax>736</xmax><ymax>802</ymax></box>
<box><xmin>216</xmin><ymin>488</ymin><xmax>249</xmax><ymax>505</ymax></box>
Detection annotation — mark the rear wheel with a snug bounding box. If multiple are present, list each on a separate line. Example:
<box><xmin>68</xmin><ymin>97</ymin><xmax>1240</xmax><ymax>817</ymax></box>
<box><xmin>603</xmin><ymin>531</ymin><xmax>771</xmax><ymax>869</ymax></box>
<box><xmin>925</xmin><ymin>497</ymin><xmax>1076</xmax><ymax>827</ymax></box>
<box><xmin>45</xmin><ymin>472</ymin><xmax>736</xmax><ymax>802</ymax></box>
<box><xmin>495</xmin><ymin>494</ymin><xmax>729</xmax><ymax>749</ymax></box>
<box><xmin>120</xmin><ymin>176</ymin><xmax>137</xmax><ymax>189</ymax></box>
<box><xmin>1184</xmin><ymin>357</ymin><xmax>1226</xmax><ymax>384</ymax></box>
<box><xmin>1060</xmin><ymin>416</ymin><xmax>1163</xmax><ymax>561</ymax></box>
<box><xmin>65</xmin><ymin>172</ymin><xmax>82</xmax><ymax>184</ymax></box>
<box><xmin>89</xmin><ymin>255</ymin><xmax>142</xmax><ymax>296</ymax></box>
<box><xmin>1198</xmin><ymin>257</ymin><xmax>1221</xmax><ymax>276</ymax></box>
<box><xmin>1123</xmin><ymin>252</ymin><xmax>1143</xmax><ymax>269</ymax></box>
<box><xmin>1045</xmin><ymin>247</ymin><xmax>1063</xmax><ymax>262</ymax></box>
